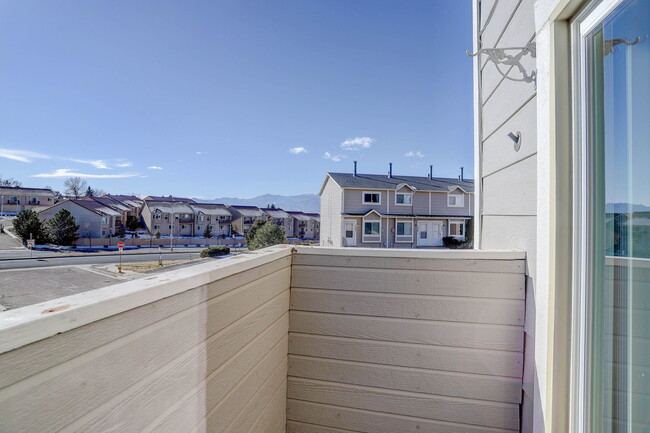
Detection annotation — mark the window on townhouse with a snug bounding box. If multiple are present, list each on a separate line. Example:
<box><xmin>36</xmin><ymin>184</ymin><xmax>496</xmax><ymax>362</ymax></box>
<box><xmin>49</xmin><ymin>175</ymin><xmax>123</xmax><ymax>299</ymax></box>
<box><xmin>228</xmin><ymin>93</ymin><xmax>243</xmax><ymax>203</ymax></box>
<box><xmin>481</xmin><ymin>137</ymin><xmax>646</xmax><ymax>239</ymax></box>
<box><xmin>168</xmin><ymin>225</ymin><xmax>172</xmax><ymax>230</ymax></box>
<box><xmin>448</xmin><ymin>193</ymin><xmax>464</xmax><ymax>207</ymax></box>
<box><xmin>181</xmin><ymin>224</ymin><xmax>186</xmax><ymax>229</ymax></box>
<box><xmin>153</xmin><ymin>213</ymin><xmax>162</xmax><ymax>220</ymax></box>
<box><xmin>101</xmin><ymin>217</ymin><xmax>108</xmax><ymax>224</ymax></box>
<box><xmin>362</xmin><ymin>192</ymin><xmax>381</xmax><ymax>204</ymax></box>
<box><xmin>210</xmin><ymin>225</ymin><xmax>214</xmax><ymax>230</ymax></box>
<box><xmin>153</xmin><ymin>225</ymin><xmax>160</xmax><ymax>230</ymax></box>
<box><xmin>449</xmin><ymin>222</ymin><xmax>464</xmax><ymax>237</ymax></box>
<box><xmin>396</xmin><ymin>221</ymin><xmax>413</xmax><ymax>236</ymax></box>
<box><xmin>197</xmin><ymin>225</ymin><xmax>202</xmax><ymax>231</ymax></box>
<box><xmin>395</xmin><ymin>193</ymin><xmax>412</xmax><ymax>205</ymax></box>
<box><xmin>363</xmin><ymin>221</ymin><xmax>380</xmax><ymax>235</ymax></box>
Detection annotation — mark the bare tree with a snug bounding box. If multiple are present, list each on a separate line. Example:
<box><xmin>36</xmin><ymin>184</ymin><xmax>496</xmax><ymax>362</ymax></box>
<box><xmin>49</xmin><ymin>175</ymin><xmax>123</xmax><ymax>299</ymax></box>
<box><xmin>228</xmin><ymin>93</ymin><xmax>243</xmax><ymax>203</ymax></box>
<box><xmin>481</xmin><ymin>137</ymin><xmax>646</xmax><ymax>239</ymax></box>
<box><xmin>0</xmin><ymin>177</ymin><xmax>22</xmax><ymax>187</ymax></box>
<box><xmin>64</xmin><ymin>177</ymin><xmax>88</xmax><ymax>199</ymax></box>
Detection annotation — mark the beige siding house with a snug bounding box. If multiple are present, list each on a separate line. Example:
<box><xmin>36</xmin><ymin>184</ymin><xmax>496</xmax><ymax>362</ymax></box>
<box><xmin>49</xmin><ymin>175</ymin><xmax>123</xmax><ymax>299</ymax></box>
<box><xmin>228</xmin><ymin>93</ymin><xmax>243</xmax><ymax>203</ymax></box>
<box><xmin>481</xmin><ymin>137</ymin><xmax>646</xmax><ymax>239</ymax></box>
<box><xmin>287</xmin><ymin>211</ymin><xmax>320</xmax><ymax>240</ymax></box>
<box><xmin>320</xmin><ymin>170</ymin><xmax>474</xmax><ymax>248</ymax></box>
<box><xmin>38</xmin><ymin>199</ymin><xmax>119</xmax><ymax>238</ymax></box>
<box><xmin>228</xmin><ymin>205</ymin><xmax>267</xmax><ymax>235</ymax></box>
<box><xmin>141</xmin><ymin>201</ymin><xmax>195</xmax><ymax>237</ymax></box>
<box><xmin>0</xmin><ymin>186</ymin><xmax>57</xmax><ymax>214</ymax></box>
<box><xmin>262</xmin><ymin>208</ymin><xmax>295</xmax><ymax>238</ymax></box>
<box><xmin>191</xmin><ymin>203</ymin><xmax>232</xmax><ymax>237</ymax></box>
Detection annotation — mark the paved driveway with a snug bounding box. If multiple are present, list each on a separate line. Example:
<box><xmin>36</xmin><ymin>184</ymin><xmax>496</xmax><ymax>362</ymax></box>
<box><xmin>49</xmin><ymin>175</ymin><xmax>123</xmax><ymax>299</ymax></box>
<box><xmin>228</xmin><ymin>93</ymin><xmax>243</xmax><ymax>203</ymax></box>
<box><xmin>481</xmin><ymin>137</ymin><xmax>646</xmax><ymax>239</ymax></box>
<box><xmin>0</xmin><ymin>233</ymin><xmax>22</xmax><ymax>251</ymax></box>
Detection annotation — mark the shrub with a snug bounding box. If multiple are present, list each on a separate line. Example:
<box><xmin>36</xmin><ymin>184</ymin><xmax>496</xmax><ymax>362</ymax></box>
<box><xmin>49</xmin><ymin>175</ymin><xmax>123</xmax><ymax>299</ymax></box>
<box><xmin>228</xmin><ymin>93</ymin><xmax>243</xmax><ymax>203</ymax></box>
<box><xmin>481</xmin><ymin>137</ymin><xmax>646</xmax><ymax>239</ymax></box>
<box><xmin>442</xmin><ymin>236</ymin><xmax>464</xmax><ymax>247</ymax></box>
<box><xmin>13</xmin><ymin>210</ymin><xmax>49</xmax><ymax>244</ymax></box>
<box><xmin>200</xmin><ymin>246</ymin><xmax>230</xmax><ymax>257</ymax></box>
<box><xmin>154</xmin><ymin>231</ymin><xmax>161</xmax><ymax>239</ymax></box>
<box><xmin>203</xmin><ymin>226</ymin><xmax>212</xmax><ymax>239</ymax></box>
<box><xmin>245</xmin><ymin>219</ymin><xmax>266</xmax><ymax>246</ymax></box>
<box><xmin>248</xmin><ymin>221</ymin><xmax>286</xmax><ymax>251</ymax></box>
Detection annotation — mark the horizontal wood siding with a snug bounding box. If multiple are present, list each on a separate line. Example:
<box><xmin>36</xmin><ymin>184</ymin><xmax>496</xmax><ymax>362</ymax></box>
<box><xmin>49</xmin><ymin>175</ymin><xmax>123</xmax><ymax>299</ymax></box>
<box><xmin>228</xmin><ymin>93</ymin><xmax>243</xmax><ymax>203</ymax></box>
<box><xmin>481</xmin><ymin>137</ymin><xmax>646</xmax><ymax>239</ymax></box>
<box><xmin>288</xmin><ymin>249</ymin><xmax>525</xmax><ymax>432</ymax></box>
<box><xmin>0</xmin><ymin>249</ymin><xmax>292</xmax><ymax>433</ymax></box>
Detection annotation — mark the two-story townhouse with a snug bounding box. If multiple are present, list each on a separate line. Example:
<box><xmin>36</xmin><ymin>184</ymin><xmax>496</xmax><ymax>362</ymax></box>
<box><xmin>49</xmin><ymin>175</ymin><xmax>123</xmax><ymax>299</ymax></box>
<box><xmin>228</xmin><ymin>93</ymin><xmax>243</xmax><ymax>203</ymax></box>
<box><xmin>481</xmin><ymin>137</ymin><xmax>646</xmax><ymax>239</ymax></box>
<box><xmin>319</xmin><ymin>166</ymin><xmax>474</xmax><ymax>248</ymax></box>
<box><xmin>227</xmin><ymin>206</ymin><xmax>267</xmax><ymax>235</ymax></box>
<box><xmin>141</xmin><ymin>201</ymin><xmax>195</xmax><ymax>237</ymax></box>
<box><xmin>0</xmin><ymin>186</ymin><xmax>57</xmax><ymax>215</ymax></box>
<box><xmin>287</xmin><ymin>211</ymin><xmax>320</xmax><ymax>240</ymax></box>
<box><xmin>261</xmin><ymin>208</ymin><xmax>294</xmax><ymax>238</ymax></box>
<box><xmin>304</xmin><ymin>213</ymin><xmax>320</xmax><ymax>240</ymax></box>
<box><xmin>102</xmin><ymin>195</ymin><xmax>144</xmax><ymax>225</ymax></box>
<box><xmin>82</xmin><ymin>197</ymin><xmax>131</xmax><ymax>229</ymax></box>
<box><xmin>190</xmin><ymin>203</ymin><xmax>232</xmax><ymax>237</ymax></box>
<box><xmin>38</xmin><ymin>199</ymin><xmax>119</xmax><ymax>239</ymax></box>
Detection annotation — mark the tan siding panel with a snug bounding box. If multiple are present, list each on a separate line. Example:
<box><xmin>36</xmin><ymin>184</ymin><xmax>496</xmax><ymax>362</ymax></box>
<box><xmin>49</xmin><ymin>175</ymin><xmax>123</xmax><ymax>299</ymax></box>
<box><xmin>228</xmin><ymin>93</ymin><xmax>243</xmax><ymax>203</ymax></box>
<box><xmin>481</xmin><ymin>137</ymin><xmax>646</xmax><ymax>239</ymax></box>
<box><xmin>483</xmin><ymin>154</ymin><xmax>537</xmax><ymax>216</ymax></box>
<box><xmin>288</xmin><ymin>355</ymin><xmax>522</xmax><ymax>403</ymax></box>
<box><xmin>289</xmin><ymin>311</ymin><xmax>523</xmax><ymax>352</ymax></box>
<box><xmin>292</xmin><ymin>265</ymin><xmax>525</xmax><ymax>299</ymax></box>
<box><xmin>290</xmin><ymin>288</ymin><xmax>524</xmax><ymax>325</ymax></box>
<box><xmin>289</xmin><ymin>333</ymin><xmax>523</xmax><ymax>377</ymax></box>
<box><xmin>482</xmin><ymin>215</ymin><xmax>537</xmax><ymax>279</ymax></box>
<box><xmin>287</xmin><ymin>399</ymin><xmax>519</xmax><ymax>433</ymax></box>
<box><xmin>482</xmin><ymin>96</ymin><xmax>537</xmax><ymax>177</ymax></box>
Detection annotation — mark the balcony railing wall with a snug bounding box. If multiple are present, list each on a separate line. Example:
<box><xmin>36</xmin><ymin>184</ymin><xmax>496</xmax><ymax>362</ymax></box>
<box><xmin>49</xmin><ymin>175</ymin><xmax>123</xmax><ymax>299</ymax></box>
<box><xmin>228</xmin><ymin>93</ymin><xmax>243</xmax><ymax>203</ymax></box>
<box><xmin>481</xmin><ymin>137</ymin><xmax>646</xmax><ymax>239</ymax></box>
<box><xmin>0</xmin><ymin>246</ymin><xmax>525</xmax><ymax>433</ymax></box>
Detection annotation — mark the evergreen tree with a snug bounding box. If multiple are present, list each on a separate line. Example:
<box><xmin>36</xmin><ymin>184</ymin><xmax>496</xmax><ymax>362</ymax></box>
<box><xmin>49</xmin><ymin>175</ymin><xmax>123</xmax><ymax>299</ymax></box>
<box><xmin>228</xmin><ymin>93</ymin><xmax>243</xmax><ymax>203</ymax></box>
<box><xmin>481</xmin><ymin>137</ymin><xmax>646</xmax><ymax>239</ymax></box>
<box><xmin>203</xmin><ymin>226</ymin><xmax>213</xmax><ymax>239</ymax></box>
<box><xmin>13</xmin><ymin>210</ymin><xmax>49</xmax><ymax>244</ymax></box>
<box><xmin>47</xmin><ymin>209</ymin><xmax>79</xmax><ymax>245</ymax></box>
<box><xmin>245</xmin><ymin>219</ymin><xmax>266</xmax><ymax>246</ymax></box>
<box><xmin>85</xmin><ymin>186</ymin><xmax>95</xmax><ymax>197</ymax></box>
<box><xmin>248</xmin><ymin>221</ymin><xmax>286</xmax><ymax>251</ymax></box>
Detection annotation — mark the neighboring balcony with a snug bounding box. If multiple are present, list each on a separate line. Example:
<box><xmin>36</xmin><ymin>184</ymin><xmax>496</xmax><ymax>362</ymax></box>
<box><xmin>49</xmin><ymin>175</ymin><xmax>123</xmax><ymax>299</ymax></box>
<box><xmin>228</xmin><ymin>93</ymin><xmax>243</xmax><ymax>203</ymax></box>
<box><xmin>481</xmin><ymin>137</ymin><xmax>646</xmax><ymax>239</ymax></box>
<box><xmin>177</xmin><ymin>216</ymin><xmax>194</xmax><ymax>223</ymax></box>
<box><xmin>0</xmin><ymin>246</ymin><xmax>525</xmax><ymax>433</ymax></box>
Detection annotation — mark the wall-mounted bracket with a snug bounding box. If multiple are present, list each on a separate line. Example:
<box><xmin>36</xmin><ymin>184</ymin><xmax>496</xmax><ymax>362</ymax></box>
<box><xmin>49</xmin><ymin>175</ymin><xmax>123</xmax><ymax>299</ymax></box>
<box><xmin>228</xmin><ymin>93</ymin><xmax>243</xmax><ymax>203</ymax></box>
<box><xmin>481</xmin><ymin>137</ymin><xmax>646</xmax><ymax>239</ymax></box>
<box><xmin>508</xmin><ymin>131</ymin><xmax>522</xmax><ymax>152</ymax></box>
<box><xmin>467</xmin><ymin>41</ymin><xmax>536</xmax><ymax>85</ymax></box>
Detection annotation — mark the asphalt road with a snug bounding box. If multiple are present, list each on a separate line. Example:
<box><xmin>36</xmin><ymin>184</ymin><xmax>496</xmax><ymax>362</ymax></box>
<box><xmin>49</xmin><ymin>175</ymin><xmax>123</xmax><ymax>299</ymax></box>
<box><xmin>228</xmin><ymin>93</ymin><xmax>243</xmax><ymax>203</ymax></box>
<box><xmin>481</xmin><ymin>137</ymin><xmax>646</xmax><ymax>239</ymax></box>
<box><xmin>0</xmin><ymin>251</ymin><xmax>207</xmax><ymax>270</ymax></box>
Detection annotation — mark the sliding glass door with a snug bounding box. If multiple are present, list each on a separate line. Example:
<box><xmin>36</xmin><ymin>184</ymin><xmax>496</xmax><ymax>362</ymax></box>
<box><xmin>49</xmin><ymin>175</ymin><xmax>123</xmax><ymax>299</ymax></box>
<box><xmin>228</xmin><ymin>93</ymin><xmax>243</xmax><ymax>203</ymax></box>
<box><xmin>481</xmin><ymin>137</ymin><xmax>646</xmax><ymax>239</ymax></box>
<box><xmin>577</xmin><ymin>0</ymin><xmax>650</xmax><ymax>431</ymax></box>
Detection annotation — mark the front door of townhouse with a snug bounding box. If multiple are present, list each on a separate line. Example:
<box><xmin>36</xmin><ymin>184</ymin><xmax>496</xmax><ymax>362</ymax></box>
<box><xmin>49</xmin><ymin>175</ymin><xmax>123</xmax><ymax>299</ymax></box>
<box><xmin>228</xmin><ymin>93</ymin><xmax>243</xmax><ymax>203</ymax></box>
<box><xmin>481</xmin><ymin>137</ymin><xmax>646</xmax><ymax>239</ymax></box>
<box><xmin>343</xmin><ymin>220</ymin><xmax>356</xmax><ymax>246</ymax></box>
<box><xmin>418</xmin><ymin>221</ymin><xmax>443</xmax><ymax>247</ymax></box>
<box><xmin>431</xmin><ymin>222</ymin><xmax>443</xmax><ymax>246</ymax></box>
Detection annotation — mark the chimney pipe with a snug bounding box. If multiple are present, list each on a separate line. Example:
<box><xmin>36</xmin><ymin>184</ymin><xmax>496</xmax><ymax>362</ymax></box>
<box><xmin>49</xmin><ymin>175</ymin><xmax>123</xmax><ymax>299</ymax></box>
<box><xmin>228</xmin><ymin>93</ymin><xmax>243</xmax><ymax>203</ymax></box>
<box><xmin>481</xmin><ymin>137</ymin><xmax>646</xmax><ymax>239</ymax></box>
<box><xmin>460</xmin><ymin>167</ymin><xmax>464</xmax><ymax>181</ymax></box>
<box><xmin>388</xmin><ymin>162</ymin><xmax>393</xmax><ymax>178</ymax></box>
<box><xmin>428</xmin><ymin>165</ymin><xmax>433</xmax><ymax>180</ymax></box>
<box><xmin>353</xmin><ymin>161</ymin><xmax>357</xmax><ymax>177</ymax></box>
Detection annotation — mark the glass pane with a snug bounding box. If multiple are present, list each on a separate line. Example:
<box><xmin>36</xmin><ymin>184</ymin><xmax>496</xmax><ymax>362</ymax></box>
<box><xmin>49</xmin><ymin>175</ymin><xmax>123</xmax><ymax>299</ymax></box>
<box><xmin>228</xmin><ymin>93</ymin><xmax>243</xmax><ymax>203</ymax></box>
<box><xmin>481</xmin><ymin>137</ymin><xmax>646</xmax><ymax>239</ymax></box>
<box><xmin>587</xmin><ymin>1</ymin><xmax>650</xmax><ymax>432</ymax></box>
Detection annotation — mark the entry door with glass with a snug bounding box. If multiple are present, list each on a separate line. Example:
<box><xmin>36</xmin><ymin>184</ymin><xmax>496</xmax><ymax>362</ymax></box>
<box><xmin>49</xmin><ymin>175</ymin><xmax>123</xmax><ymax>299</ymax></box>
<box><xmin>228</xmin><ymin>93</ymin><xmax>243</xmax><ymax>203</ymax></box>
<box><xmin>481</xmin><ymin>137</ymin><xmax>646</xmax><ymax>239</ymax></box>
<box><xmin>417</xmin><ymin>221</ymin><xmax>442</xmax><ymax>246</ymax></box>
<box><xmin>576</xmin><ymin>1</ymin><xmax>650</xmax><ymax>431</ymax></box>
<box><xmin>344</xmin><ymin>220</ymin><xmax>356</xmax><ymax>246</ymax></box>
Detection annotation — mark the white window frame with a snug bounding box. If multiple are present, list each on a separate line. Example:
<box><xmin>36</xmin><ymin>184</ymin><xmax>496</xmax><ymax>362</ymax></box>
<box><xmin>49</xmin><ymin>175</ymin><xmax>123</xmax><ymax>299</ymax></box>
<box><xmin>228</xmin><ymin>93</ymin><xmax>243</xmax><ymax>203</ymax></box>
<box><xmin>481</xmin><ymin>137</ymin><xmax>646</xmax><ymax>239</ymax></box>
<box><xmin>362</xmin><ymin>191</ymin><xmax>381</xmax><ymax>205</ymax></box>
<box><xmin>571</xmin><ymin>1</ymin><xmax>628</xmax><ymax>431</ymax></box>
<box><xmin>447</xmin><ymin>192</ymin><xmax>464</xmax><ymax>207</ymax></box>
<box><xmin>448</xmin><ymin>221</ymin><xmax>465</xmax><ymax>238</ymax></box>
<box><xmin>362</xmin><ymin>219</ymin><xmax>381</xmax><ymax>243</ymax></box>
<box><xmin>395</xmin><ymin>220</ymin><xmax>413</xmax><ymax>242</ymax></box>
<box><xmin>395</xmin><ymin>192</ymin><xmax>413</xmax><ymax>206</ymax></box>
<box><xmin>101</xmin><ymin>216</ymin><xmax>108</xmax><ymax>224</ymax></box>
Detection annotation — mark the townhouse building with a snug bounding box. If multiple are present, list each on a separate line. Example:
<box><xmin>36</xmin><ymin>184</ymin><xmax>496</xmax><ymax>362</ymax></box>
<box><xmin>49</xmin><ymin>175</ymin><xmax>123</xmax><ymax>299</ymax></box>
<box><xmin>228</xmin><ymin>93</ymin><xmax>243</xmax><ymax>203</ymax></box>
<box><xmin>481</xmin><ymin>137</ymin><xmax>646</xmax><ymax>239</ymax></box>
<box><xmin>0</xmin><ymin>186</ymin><xmax>57</xmax><ymax>214</ymax></box>
<box><xmin>191</xmin><ymin>203</ymin><xmax>232</xmax><ymax>237</ymax></box>
<box><xmin>320</xmin><ymin>165</ymin><xmax>473</xmax><ymax>248</ymax></box>
<box><xmin>227</xmin><ymin>205</ymin><xmax>267</xmax><ymax>235</ymax></box>
<box><xmin>287</xmin><ymin>211</ymin><xmax>320</xmax><ymax>240</ymax></box>
<box><xmin>82</xmin><ymin>197</ymin><xmax>131</xmax><ymax>229</ymax></box>
<box><xmin>261</xmin><ymin>208</ymin><xmax>294</xmax><ymax>238</ymax></box>
<box><xmin>141</xmin><ymin>200</ymin><xmax>195</xmax><ymax>237</ymax></box>
<box><xmin>102</xmin><ymin>195</ymin><xmax>144</xmax><ymax>223</ymax></box>
<box><xmin>38</xmin><ymin>199</ymin><xmax>119</xmax><ymax>238</ymax></box>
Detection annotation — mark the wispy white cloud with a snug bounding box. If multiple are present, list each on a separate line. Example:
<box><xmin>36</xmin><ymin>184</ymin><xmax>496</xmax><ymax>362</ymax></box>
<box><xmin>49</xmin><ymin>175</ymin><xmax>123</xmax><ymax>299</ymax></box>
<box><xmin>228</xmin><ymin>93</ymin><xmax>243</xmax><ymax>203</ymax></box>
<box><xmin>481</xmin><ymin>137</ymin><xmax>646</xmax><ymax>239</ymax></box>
<box><xmin>340</xmin><ymin>137</ymin><xmax>374</xmax><ymax>151</ymax></box>
<box><xmin>116</xmin><ymin>161</ymin><xmax>133</xmax><ymax>167</ymax></box>
<box><xmin>195</xmin><ymin>151</ymin><xmax>207</xmax><ymax>155</ymax></box>
<box><xmin>32</xmin><ymin>168</ymin><xmax>139</xmax><ymax>179</ymax></box>
<box><xmin>147</xmin><ymin>166</ymin><xmax>163</xmax><ymax>170</ymax></box>
<box><xmin>67</xmin><ymin>158</ymin><xmax>110</xmax><ymax>169</ymax></box>
<box><xmin>404</xmin><ymin>151</ymin><xmax>425</xmax><ymax>158</ymax></box>
<box><xmin>289</xmin><ymin>147</ymin><xmax>308</xmax><ymax>155</ymax></box>
<box><xmin>324</xmin><ymin>152</ymin><xmax>346</xmax><ymax>162</ymax></box>
<box><xmin>0</xmin><ymin>148</ymin><xmax>50</xmax><ymax>163</ymax></box>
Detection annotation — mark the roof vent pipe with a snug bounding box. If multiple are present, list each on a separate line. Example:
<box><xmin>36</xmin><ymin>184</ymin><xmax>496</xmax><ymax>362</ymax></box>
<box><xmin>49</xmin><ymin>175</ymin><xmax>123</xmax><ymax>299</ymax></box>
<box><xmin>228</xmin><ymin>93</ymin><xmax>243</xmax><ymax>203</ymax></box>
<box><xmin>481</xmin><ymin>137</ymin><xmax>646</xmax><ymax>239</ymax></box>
<box><xmin>388</xmin><ymin>162</ymin><xmax>393</xmax><ymax>178</ymax></box>
<box><xmin>353</xmin><ymin>161</ymin><xmax>358</xmax><ymax>177</ymax></box>
<box><xmin>461</xmin><ymin>167</ymin><xmax>464</xmax><ymax>181</ymax></box>
<box><xmin>428</xmin><ymin>165</ymin><xmax>433</xmax><ymax>180</ymax></box>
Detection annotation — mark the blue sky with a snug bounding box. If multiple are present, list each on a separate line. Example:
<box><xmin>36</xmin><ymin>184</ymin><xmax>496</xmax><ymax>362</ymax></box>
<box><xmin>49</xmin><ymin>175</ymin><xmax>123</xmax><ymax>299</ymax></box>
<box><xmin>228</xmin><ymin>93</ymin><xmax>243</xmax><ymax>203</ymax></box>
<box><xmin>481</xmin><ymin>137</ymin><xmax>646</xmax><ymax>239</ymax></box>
<box><xmin>0</xmin><ymin>1</ymin><xmax>474</xmax><ymax>199</ymax></box>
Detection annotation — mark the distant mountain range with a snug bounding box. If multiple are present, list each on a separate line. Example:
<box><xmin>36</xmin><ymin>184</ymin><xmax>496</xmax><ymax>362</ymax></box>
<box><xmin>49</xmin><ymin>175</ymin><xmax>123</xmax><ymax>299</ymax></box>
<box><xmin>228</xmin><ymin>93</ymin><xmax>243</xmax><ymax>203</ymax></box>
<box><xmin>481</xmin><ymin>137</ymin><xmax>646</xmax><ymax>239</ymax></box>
<box><xmin>204</xmin><ymin>194</ymin><xmax>320</xmax><ymax>213</ymax></box>
<box><xmin>606</xmin><ymin>203</ymin><xmax>650</xmax><ymax>213</ymax></box>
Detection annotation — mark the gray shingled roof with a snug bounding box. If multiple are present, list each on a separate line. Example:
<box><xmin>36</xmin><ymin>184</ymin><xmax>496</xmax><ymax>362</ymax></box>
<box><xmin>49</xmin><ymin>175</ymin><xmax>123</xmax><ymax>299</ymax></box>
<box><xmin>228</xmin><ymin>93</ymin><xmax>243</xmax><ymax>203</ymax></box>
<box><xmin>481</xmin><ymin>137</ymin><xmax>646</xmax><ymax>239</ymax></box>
<box><xmin>326</xmin><ymin>172</ymin><xmax>474</xmax><ymax>193</ymax></box>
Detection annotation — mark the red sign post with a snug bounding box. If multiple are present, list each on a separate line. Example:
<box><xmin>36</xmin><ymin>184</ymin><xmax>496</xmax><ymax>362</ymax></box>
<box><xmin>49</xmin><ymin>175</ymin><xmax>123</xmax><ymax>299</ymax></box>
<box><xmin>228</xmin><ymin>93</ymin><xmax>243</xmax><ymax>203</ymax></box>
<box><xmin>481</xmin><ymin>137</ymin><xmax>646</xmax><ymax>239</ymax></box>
<box><xmin>117</xmin><ymin>242</ymin><xmax>124</xmax><ymax>273</ymax></box>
